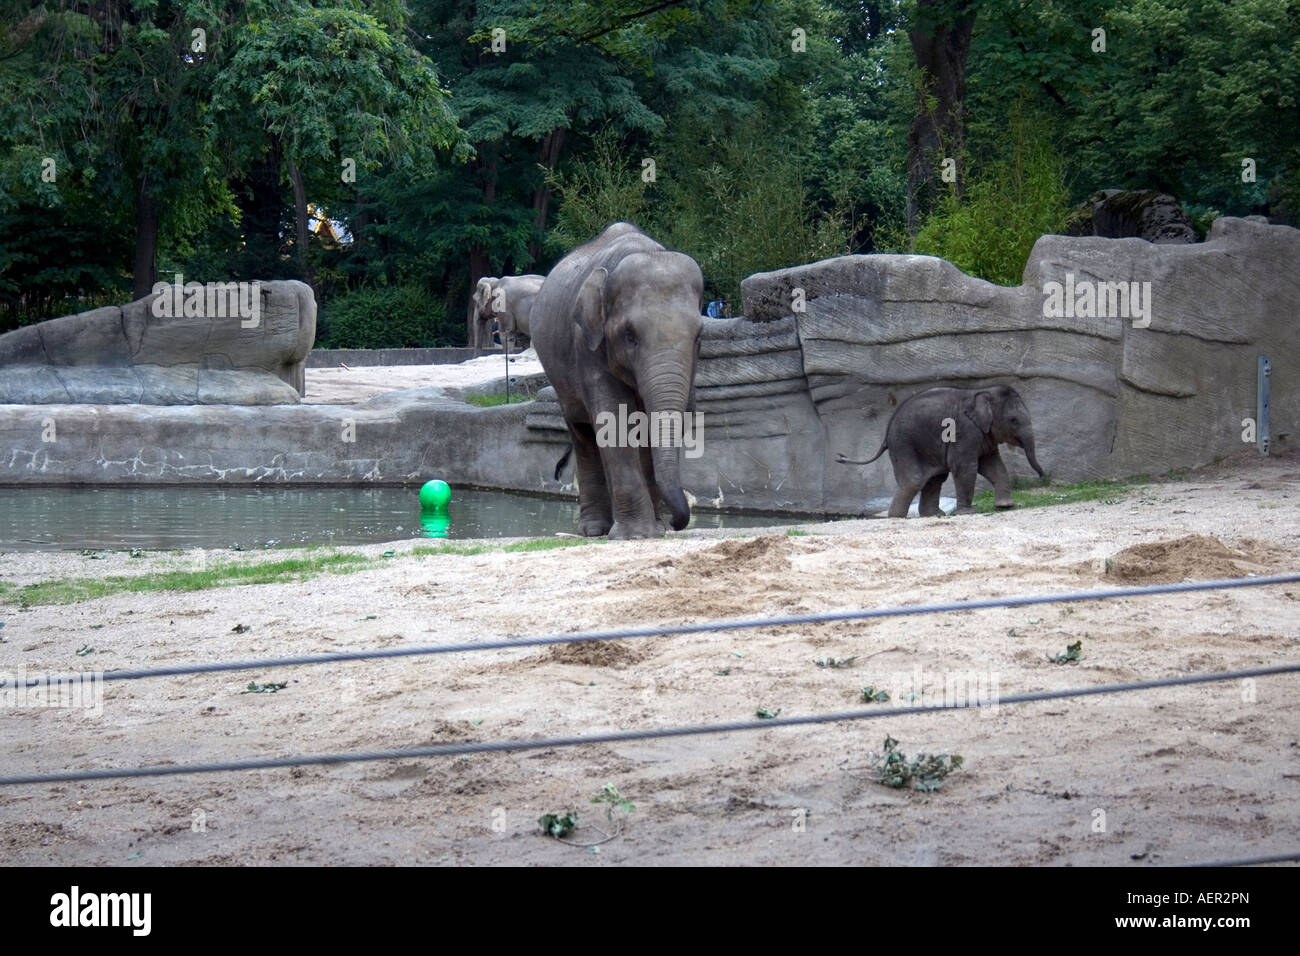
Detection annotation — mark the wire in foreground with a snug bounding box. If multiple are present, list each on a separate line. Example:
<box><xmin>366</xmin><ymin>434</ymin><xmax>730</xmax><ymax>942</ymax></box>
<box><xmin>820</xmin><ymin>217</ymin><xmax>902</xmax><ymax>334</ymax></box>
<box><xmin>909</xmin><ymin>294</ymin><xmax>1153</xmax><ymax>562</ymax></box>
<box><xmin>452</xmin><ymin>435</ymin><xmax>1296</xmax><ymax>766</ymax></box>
<box><xmin>2</xmin><ymin>662</ymin><xmax>1296</xmax><ymax>787</ymax></box>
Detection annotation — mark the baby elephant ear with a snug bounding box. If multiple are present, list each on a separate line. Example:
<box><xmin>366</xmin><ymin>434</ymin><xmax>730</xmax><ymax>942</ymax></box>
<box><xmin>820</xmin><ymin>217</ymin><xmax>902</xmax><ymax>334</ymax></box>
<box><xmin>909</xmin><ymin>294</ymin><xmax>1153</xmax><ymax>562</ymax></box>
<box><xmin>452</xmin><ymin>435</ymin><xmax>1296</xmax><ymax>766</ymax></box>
<box><xmin>575</xmin><ymin>267</ymin><xmax>609</xmax><ymax>351</ymax></box>
<box><xmin>964</xmin><ymin>390</ymin><xmax>995</xmax><ymax>432</ymax></box>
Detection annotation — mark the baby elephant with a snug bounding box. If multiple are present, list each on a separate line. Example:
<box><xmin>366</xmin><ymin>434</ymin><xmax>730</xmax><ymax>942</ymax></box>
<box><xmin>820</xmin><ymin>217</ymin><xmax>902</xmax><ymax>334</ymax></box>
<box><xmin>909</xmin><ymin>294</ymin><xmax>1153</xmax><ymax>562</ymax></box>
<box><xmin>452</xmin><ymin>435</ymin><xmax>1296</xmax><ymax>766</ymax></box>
<box><xmin>837</xmin><ymin>384</ymin><xmax>1045</xmax><ymax>518</ymax></box>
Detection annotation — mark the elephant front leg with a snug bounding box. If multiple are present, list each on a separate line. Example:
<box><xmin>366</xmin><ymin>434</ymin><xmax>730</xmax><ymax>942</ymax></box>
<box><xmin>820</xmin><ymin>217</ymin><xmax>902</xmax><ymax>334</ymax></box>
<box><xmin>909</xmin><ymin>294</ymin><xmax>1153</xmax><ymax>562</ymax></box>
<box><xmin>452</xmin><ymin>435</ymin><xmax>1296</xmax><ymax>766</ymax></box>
<box><xmin>952</xmin><ymin>459</ymin><xmax>980</xmax><ymax>514</ymax></box>
<box><xmin>603</xmin><ymin>444</ymin><xmax>662</xmax><ymax>539</ymax></box>
<box><xmin>978</xmin><ymin>452</ymin><xmax>1015</xmax><ymax>509</ymax></box>
<box><xmin>570</xmin><ymin>425</ymin><xmax>613</xmax><ymax>536</ymax></box>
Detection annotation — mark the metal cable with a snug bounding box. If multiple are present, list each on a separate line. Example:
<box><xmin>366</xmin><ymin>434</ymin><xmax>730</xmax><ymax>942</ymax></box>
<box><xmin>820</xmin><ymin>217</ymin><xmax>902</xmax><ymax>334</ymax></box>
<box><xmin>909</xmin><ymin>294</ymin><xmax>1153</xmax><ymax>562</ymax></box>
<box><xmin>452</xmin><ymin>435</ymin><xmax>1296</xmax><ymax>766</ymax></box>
<box><xmin>1177</xmin><ymin>851</ymin><xmax>1300</xmax><ymax>867</ymax></box>
<box><xmin>3</xmin><ymin>661</ymin><xmax>1295</xmax><ymax>786</ymax></box>
<box><xmin>7</xmin><ymin>572</ymin><xmax>1298</xmax><ymax>689</ymax></box>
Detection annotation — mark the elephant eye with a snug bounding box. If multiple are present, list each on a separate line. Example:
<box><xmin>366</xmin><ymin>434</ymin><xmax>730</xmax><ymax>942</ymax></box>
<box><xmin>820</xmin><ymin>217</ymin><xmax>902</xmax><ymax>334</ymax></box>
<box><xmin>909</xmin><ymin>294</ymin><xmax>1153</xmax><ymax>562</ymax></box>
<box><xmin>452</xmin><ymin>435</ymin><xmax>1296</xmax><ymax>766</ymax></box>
<box><xmin>624</xmin><ymin>328</ymin><xmax>638</xmax><ymax>347</ymax></box>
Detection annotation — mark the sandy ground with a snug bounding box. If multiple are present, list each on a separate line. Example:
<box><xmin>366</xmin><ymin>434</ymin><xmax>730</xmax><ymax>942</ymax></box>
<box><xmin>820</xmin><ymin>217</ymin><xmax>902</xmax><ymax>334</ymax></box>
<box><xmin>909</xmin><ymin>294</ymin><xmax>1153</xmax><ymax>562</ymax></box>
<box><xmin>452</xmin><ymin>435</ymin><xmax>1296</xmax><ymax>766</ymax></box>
<box><xmin>303</xmin><ymin>352</ymin><xmax>545</xmax><ymax>404</ymax></box>
<box><xmin>2</xmin><ymin>450</ymin><xmax>1299</xmax><ymax>866</ymax></box>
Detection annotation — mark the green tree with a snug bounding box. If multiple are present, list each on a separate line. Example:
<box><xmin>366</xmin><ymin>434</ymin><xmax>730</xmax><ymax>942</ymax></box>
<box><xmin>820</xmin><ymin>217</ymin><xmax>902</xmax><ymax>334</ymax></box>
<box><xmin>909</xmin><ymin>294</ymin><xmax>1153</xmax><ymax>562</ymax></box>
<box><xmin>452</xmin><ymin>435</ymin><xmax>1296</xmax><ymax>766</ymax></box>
<box><xmin>1067</xmin><ymin>0</ymin><xmax>1299</xmax><ymax>216</ymax></box>
<box><xmin>808</xmin><ymin>0</ymin><xmax>912</xmax><ymax>252</ymax></box>
<box><xmin>211</xmin><ymin>0</ymin><xmax>463</xmax><ymax>292</ymax></box>
<box><xmin>0</xmin><ymin>0</ymin><xmax>226</xmax><ymax>314</ymax></box>
<box><xmin>914</xmin><ymin>104</ymin><xmax>1069</xmax><ymax>285</ymax></box>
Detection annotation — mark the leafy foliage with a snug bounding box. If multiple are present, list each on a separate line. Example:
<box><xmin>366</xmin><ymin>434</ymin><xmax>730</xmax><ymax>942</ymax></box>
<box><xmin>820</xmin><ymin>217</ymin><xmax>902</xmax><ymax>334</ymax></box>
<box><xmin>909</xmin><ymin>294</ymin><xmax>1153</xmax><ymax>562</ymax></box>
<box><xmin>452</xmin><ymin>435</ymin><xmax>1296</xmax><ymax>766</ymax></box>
<box><xmin>545</xmin><ymin>130</ymin><xmax>649</xmax><ymax>253</ymax></box>
<box><xmin>814</xmin><ymin>656</ymin><xmax>857</xmax><ymax>668</ymax></box>
<box><xmin>1</xmin><ymin>0</ymin><xmax>1293</xmax><ymax>346</ymax></box>
<box><xmin>538</xmin><ymin>812</ymin><xmax>578</xmax><ymax>838</ymax></box>
<box><xmin>591</xmin><ymin>783</ymin><xmax>635</xmax><ymax>820</ymax></box>
<box><xmin>914</xmin><ymin>104</ymin><xmax>1070</xmax><ymax>284</ymax></box>
<box><xmin>241</xmin><ymin>681</ymin><xmax>289</xmax><ymax>694</ymax></box>
<box><xmin>1048</xmin><ymin>640</ymin><xmax>1084</xmax><ymax>664</ymax></box>
<box><xmin>319</xmin><ymin>286</ymin><xmax>454</xmax><ymax>349</ymax></box>
<box><xmin>874</xmin><ymin>735</ymin><xmax>964</xmax><ymax>791</ymax></box>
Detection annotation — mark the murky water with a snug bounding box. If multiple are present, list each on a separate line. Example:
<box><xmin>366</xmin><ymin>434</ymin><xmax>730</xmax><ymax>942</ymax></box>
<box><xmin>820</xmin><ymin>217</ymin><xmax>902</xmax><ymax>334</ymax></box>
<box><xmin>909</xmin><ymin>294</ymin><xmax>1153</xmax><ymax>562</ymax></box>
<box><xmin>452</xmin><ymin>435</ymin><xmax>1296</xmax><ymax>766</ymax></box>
<box><xmin>0</xmin><ymin>486</ymin><xmax>801</xmax><ymax>552</ymax></box>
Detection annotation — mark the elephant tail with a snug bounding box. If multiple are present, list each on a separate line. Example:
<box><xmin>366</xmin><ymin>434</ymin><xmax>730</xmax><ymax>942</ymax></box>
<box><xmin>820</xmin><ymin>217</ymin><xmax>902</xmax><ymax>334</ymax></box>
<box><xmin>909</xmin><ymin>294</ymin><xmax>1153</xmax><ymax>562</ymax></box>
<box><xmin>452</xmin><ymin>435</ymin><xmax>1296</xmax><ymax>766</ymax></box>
<box><xmin>835</xmin><ymin>439</ymin><xmax>888</xmax><ymax>466</ymax></box>
<box><xmin>553</xmin><ymin>442</ymin><xmax>573</xmax><ymax>481</ymax></box>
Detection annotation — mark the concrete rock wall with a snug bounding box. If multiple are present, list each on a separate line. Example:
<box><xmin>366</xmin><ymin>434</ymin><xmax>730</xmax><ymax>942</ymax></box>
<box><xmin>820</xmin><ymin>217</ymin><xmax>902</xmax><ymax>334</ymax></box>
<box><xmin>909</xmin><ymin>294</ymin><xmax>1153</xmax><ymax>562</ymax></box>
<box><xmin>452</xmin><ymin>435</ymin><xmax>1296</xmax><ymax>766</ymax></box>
<box><xmin>529</xmin><ymin>217</ymin><xmax>1298</xmax><ymax>512</ymax></box>
<box><xmin>0</xmin><ymin>387</ymin><xmax>566</xmax><ymax>487</ymax></box>
<box><xmin>0</xmin><ymin>279</ymin><xmax>316</xmax><ymax>404</ymax></box>
<box><xmin>1</xmin><ymin>220</ymin><xmax>1295</xmax><ymax>520</ymax></box>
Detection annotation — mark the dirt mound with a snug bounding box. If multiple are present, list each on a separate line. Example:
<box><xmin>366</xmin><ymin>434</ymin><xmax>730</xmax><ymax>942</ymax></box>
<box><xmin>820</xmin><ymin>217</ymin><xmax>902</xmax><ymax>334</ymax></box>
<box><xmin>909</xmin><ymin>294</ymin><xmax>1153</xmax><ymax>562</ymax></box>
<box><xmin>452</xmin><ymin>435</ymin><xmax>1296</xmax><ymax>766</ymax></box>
<box><xmin>546</xmin><ymin>639</ymin><xmax>645</xmax><ymax>668</ymax></box>
<box><xmin>595</xmin><ymin>534</ymin><xmax>802</xmax><ymax>623</ymax></box>
<box><xmin>411</xmin><ymin>719</ymin><xmax>477</xmax><ymax>744</ymax></box>
<box><xmin>1102</xmin><ymin>534</ymin><xmax>1280</xmax><ymax>583</ymax></box>
<box><xmin>674</xmin><ymin>534</ymin><xmax>794</xmax><ymax>578</ymax></box>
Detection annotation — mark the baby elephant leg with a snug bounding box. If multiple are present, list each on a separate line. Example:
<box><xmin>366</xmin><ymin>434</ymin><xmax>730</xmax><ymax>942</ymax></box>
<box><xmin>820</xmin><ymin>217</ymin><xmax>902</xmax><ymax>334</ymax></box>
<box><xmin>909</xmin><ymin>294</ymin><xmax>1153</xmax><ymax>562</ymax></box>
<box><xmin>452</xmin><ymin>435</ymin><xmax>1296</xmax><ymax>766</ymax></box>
<box><xmin>978</xmin><ymin>452</ymin><xmax>1015</xmax><ymax>509</ymax></box>
<box><xmin>952</xmin><ymin>459</ymin><xmax>980</xmax><ymax>514</ymax></box>
<box><xmin>918</xmin><ymin>473</ymin><xmax>946</xmax><ymax>517</ymax></box>
<box><xmin>888</xmin><ymin>482</ymin><xmax>920</xmax><ymax>518</ymax></box>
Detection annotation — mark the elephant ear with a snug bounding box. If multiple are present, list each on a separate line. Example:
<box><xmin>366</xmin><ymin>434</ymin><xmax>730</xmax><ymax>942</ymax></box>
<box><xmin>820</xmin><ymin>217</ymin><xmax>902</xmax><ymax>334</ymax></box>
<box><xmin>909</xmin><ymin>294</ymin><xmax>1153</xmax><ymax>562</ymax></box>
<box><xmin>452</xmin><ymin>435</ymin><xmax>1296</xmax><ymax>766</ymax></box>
<box><xmin>472</xmin><ymin>278</ymin><xmax>496</xmax><ymax>317</ymax></box>
<box><xmin>964</xmin><ymin>391</ymin><xmax>995</xmax><ymax>433</ymax></box>
<box><xmin>575</xmin><ymin>267</ymin><xmax>609</xmax><ymax>352</ymax></box>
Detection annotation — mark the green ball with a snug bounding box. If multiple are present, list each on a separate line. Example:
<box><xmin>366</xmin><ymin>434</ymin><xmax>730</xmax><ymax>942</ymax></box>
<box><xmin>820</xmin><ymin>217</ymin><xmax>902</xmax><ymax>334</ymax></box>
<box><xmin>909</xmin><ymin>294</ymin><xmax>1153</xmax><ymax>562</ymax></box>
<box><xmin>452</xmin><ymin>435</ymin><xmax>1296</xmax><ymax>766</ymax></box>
<box><xmin>419</xmin><ymin>512</ymin><xmax>450</xmax><ymax>538</ymax></box>
<box><xmin>419</xmin><ymin>479</ymin><xmax>451</xmax><ymax>511</ymax></box>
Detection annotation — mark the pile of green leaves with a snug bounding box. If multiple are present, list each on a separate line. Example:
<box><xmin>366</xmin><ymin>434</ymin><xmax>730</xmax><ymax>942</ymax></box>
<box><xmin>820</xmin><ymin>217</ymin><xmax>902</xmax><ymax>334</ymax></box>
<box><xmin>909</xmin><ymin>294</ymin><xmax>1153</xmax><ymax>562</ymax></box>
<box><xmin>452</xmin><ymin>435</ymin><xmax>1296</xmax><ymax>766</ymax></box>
<box><xmin>538</xmin><ymin>812</ymin><xmax>578</xmax><ymax>838</ymax></box>
<box><xmin>1048</xmin><ymin>641</ymin><xmax>1084</xmax><ymax>665</ymax></box>
<box><xmin>874</xmin><ymin>736</ymin><xmax>963</xmax><ymax>792</ymax></box>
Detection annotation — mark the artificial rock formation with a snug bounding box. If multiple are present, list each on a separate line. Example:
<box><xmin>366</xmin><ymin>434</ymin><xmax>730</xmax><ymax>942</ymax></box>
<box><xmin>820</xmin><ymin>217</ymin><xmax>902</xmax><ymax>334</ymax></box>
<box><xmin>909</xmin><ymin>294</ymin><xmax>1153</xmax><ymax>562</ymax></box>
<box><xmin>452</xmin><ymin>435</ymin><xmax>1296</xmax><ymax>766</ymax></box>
<box><xmin>1066</xmin><ymin>189</ymin><xmax>1197</xmax><ymax>244</ymax></box>
<box><xmin>1</xmin><ymin>221</ymin><xmax>1295</xmax><ymax>519</ymax></box>
<box><xmin>0</xmin><ymin>279</ymin><xmax>316</xmax><ymax>404</ymax></box>
<box><xmin>527</xmin><ymin>217</ymin><xmax>1298</xmax><ymax>513</ymax></box>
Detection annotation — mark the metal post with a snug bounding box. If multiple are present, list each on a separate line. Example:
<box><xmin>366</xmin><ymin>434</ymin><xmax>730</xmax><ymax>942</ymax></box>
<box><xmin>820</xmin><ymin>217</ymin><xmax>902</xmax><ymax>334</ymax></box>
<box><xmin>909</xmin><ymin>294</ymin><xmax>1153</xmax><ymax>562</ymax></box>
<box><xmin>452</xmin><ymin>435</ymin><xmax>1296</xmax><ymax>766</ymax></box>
<box><xmin>1257</xmin><ymin>355</ymin><xmax>1271</xmax><ymax>455</ymax></box>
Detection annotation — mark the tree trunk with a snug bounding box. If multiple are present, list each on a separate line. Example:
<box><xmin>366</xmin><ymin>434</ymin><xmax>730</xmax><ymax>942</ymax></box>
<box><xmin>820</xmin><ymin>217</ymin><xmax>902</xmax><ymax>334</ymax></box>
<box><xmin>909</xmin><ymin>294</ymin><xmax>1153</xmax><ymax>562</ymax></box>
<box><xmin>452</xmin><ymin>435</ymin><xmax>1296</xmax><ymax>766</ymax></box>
<box><xmin>467</xmin><ymin>150</ymin><xmax>498</xmax><ymax>351</ymax></box>
<box><xmin>132</xmin><ymin>173</ymin><xmax>159</xmax><ymax>299</ymax></box>
<box><xmin>467</xmin><ymin>244</ymin><xmax>491</xmax><ymax>352</ymax></box>
<box><xmin>288</xmin><ymin>159</ymin><xmax>314</xmax><ymax>294</ymax></box>
<box><xmin>235</xmin><ymin>146</ymin><xmax>284</xmax><ymax>280</ymax></box>
<box><xmin>529</xmin><ymin>127</ymin><xmax>566</xmax><ymax>262</ymax></box>
<box><xmin>906</xmin><ymin>0</ymin><xmax>976</xmax><ymax>238</ymax></box>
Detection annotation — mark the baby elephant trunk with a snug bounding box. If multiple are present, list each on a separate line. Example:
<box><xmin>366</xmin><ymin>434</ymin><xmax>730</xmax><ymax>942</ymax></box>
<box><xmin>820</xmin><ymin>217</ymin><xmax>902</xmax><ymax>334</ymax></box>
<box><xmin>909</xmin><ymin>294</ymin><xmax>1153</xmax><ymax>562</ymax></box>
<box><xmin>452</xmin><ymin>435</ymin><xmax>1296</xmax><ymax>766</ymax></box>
<box><xmin>1020</xmin><ymin>431</ymin><xmax>1045</xmax><ymax>477</ymax></box>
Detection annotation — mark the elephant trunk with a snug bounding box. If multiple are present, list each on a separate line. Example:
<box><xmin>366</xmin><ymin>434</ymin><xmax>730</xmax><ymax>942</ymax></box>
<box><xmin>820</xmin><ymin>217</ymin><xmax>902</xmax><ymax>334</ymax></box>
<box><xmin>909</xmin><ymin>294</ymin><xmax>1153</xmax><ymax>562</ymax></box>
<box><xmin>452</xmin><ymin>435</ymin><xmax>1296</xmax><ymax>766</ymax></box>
<box><xmin>1021</xmin><ymin>432</ymin><xmax>1045</xmax><ymax>477</ymax></box>
<box><xmin>643</xmin><ymin>364</ymin><xmax>693</xmax><ymax>531</ymax></box>
<box><xmin>652</xmin><ymin>444</ymin><xmax>690</xmax><ymax>530</ymax></box>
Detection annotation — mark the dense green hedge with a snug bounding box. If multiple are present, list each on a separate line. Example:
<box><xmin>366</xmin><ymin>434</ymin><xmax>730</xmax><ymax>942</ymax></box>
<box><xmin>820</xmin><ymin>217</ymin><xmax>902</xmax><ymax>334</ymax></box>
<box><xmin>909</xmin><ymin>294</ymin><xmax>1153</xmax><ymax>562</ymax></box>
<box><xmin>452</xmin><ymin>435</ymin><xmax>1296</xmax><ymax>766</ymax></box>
<box><xmin>317</xmin><ymin>285</ymin><xmax>455</xmax><ymax>349</ymax></box>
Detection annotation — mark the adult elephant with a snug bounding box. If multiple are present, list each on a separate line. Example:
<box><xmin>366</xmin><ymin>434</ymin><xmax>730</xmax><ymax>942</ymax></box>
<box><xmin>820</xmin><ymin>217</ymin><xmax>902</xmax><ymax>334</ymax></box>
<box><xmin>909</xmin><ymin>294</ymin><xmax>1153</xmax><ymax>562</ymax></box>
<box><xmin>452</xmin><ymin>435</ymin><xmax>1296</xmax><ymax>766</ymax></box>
<box><xmin>469</xmin><ymin>274</ymin><xmax>545</xmax><ymax>354</ymax></box>
<box><xmin>837</xmin><ymin>384</ymin><xmax>1045</xmax><ymax>518</ymax></box>
<box><xmin>530</xmin><ymin>222</ymin><xmax>704</xmax><ymax>539</ymax></box>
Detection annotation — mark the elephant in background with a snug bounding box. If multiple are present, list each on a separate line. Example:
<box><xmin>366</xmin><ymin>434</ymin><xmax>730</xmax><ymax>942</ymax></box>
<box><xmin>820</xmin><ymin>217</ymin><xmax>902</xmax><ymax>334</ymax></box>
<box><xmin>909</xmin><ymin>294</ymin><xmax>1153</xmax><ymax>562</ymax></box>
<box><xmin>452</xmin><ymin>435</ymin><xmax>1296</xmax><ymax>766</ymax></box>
<box><xmin>837</xmin><ymin>384</ymin><xmax>1045</xmax><ymax>518</ymax></box>
<box><xmin>469</xmin><ymin>274</ymin><xmax>545</xmax><ymax>354</ymax></box>
<box><xmin>530</xmin><ymin>222</ymin><xmax>704</xmax><ymax>540</ymax></box>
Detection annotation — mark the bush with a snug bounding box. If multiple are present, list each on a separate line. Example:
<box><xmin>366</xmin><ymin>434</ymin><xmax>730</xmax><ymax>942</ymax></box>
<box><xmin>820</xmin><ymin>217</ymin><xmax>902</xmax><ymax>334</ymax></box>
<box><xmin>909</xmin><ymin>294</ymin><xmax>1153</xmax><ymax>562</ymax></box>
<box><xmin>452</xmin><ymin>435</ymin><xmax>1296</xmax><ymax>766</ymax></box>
<box><xmin>318</xmin><ymin>285</ymin><xmax>454</xmax><ymax>349</ymax></box>
<box><xmin>914</xmin><ymin>110</ymin><xmax>1070</xmax><ymax>286</ymax></box>
<box><xmin>545</xmin><ymin>129</ymin><xmax>649</xmax><ymax>255</ymax></box>
<box><xmin>658</xmin><ymin>139</ymin><xmax>850</xmax><ymax>303</ymax></box>
<box><xmin>545</xmin><ymin>122</ymin><xmax>851</xmax><ymax>305</ymax></box>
